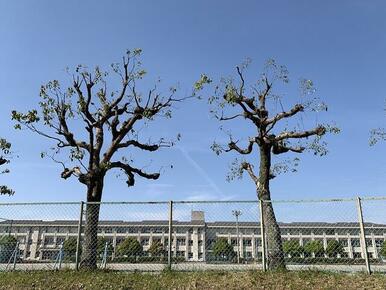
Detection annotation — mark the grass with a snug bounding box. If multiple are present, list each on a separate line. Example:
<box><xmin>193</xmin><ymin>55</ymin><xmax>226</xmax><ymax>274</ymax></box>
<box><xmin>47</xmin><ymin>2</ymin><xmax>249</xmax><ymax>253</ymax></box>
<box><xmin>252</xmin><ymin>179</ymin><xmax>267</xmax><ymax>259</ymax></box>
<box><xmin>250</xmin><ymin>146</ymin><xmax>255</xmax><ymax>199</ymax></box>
<box><xmin>0</xmin><ymin>270</ymin><xmax>385</xmax><ymax>289</ymax></box>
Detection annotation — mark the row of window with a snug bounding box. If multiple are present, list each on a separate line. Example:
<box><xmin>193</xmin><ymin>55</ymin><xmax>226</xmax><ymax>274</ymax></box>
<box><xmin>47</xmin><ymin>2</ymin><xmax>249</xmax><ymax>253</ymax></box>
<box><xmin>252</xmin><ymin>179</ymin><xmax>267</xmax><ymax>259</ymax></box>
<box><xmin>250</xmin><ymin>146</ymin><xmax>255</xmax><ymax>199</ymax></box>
<box><xmin>3</xmin><ymin>225</ymin><xmax>386</xmax><ymax>236</ymax></box>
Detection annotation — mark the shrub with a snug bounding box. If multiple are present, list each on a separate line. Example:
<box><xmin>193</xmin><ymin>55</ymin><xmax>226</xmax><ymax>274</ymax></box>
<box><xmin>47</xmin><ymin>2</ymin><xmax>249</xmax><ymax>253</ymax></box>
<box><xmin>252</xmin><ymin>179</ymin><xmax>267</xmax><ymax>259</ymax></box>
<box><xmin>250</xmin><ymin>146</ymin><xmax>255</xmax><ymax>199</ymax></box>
<box><xmin>63</xmin><ymin>236</ymin><xmax>113</xmax><ymax>260</ymax></box>
<box><xmin>380</xmin><ymin>240</ymin><xmax>386</xmax><ymax>259</ymax></box>
<box><xmin>283</xmin><ymin>240</ymin><xmax>303</xmax><ymax>257</ymax></box>
<box><xmin>63</xmin><ymin>237</ymin><xmax>77</xmax><ymax>258</ymax></box>
<box><xmin>212</xmin><ymin>238</ymin><xmax>235</xmax><ymax>260</ymax></box>
<box><xmin>326</xmin><ymin>240</ymin><xmax>344</xmax><ymax>258</ymax></box>
<box><xmin>148</xmin><ymin>240</ymin><xmax>165</xmax><ymax>258</ymax></box>
<box><xmin>304</xmin><ymin>240</ymin><xmax>324</xmax><ymax>258</ymax></box>
<box><xmin>116</xmin><ymin>237</ymin><xmax>142</xmax><ymax>258</ymax></box>
<box><xmin>0</xmin><ymin>235</ymin><xmax>17</xmax><ymax>262</ymax></box>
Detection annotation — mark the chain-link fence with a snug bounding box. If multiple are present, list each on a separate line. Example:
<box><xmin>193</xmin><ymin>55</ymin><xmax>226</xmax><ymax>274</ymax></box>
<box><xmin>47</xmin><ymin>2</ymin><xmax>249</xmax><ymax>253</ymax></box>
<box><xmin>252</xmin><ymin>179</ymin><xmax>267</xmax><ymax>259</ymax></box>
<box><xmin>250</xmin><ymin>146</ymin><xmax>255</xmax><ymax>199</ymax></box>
<box><xmin>0</xmin><ymin>197</ymin><xmax>385</xmax><ymax>272</ymax></box>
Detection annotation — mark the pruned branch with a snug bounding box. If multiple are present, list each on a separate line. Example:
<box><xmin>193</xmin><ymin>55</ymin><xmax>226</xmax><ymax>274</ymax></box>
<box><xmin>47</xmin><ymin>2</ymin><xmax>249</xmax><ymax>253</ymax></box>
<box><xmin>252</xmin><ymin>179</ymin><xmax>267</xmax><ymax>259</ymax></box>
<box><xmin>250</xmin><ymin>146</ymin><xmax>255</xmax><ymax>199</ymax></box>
<box><xmin>266</xmin><ymin>104</ymin><xmax>304</xmax><ymax>126</ymax></box>
<box><xmin>272</xmin><ymin>142</ymin><xmax>305</xmax><ymax>155</ymax></box>
<box><xmin>225</xmin><ymin>138</ymin><xmax>257</xmax><ymax>155</ymax></box>
<box><xmin>275</xmin><ymin>126</ymin><xmax>326</xmax><ymax>141</ymax></box>
<box><xmin>110</xmin><ymin>161</ymin><xmax>160</xmax><ymax>186</ymax></box>
<box><xmin>116</xmin><ymin>139</ymin><xmax>173</xmax><ymax>151</ymax></box>
<box><xmin>240</xmin><ymin>162</ymin><xmax>259</xmax><ymax>185</ymax></box>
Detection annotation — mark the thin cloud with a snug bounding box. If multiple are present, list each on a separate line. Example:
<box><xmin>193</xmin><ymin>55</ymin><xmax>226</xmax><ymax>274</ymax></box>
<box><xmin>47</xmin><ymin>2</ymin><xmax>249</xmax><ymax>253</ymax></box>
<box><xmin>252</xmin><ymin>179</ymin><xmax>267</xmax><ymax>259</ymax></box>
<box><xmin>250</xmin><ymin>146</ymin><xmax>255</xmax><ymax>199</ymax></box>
<box><xmin>177</xmin><ymin>146</ymin><xmax>223</xmax><ymax>196</ymax></box>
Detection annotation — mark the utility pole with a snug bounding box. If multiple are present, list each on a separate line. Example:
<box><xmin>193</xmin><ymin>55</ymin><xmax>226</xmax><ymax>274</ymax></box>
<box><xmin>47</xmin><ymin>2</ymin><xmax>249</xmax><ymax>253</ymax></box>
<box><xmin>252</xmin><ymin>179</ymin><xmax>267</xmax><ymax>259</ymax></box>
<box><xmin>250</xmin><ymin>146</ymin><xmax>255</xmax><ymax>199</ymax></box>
<box><xmin>232</xmin><ymin>210</ymin><xmax>242</xmax><ymax>264</ymax></box>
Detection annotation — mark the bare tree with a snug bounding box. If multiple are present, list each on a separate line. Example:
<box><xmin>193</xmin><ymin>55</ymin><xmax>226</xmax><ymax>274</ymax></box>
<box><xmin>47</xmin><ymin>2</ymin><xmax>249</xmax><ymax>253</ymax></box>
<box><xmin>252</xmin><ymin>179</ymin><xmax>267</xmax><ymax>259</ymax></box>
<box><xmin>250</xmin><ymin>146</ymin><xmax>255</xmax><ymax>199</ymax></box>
<box><xmin>209</xmin><ymin>59</ymin><xmax>338</xmax><ymax>269</ymax></box>
<box><xmin>12</xmin><ymin>49</ymin><xmax>205</xmax><ymax>269</ymax></box>
<box><xmin>0</xmin><ymin>138</ymin><xmax>14</xmax><ymax>195</ymax></box>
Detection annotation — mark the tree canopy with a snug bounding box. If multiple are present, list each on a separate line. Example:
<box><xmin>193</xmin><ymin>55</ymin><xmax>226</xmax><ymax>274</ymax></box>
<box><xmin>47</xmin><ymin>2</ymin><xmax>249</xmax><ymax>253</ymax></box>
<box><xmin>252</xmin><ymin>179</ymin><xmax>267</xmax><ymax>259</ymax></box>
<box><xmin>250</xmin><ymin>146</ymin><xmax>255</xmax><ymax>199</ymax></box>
<box><xmin>325</xmin><ymin>240</ymin><xmax>344</xmax><ymax>258</ymax></box>
<box><xmin>0</xmin><ymin>138</ymin><xmax>14</xmax><ymax>195</ymax></box>
<box><xmin>304</xmin><ymin>240</ymin><xmax>324</xmax><ymax>258</ymax></box>
<box><xmin>148</xmin><ymin>240</ymin><xmax>165</xmax><ymax>257</ymax></box>
<box><xmin>283</xmin><ymin>240</ymin><xmax>303</xmax><ymax>257</ymax></box>
<box><xmin>116</xmin><ymin>237</ymin><xmax>143</xmax><ymax>257</ymax></box>
<box><xmin>212</xmin><ymin>238</ymin><xmax>235</xmax><ymax>260</ymax></box>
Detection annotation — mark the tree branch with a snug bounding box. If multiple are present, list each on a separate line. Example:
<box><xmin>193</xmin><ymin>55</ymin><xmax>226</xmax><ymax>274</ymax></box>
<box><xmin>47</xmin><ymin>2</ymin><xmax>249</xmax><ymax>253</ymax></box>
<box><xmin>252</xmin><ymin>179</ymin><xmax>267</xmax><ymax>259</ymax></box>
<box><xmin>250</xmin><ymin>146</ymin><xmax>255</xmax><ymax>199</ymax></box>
<box><xmin>272</xmin><ymin>142</ymin><xmax>305</xmax><ymax>155</ymax></box>
<box><xmin>225</xmin><ymin>138</ymin><xmax>256</xmax><ymax>155</ymax></box>
<box><xmin>116</xmin><ymin>139</ymin><xmax>172</xmax><ymax>151</ymax></box>
<box><xmin>241</xmin><ymin>162</ymin><xmax>259</xmax><ymax>185</ymax></box>
<box><xmin>110</xmin><ymin>161</ymin><xmax>160</xmax><ymax>186</ymax></box>
<box><xmin>275</xmin><ymin>125</ymin><xmax>326</xmax><ymax>141</ymax></box>
<box><xmin>266</xmin><ymin>104</ymin><xmax>304</xmax><ymax>125</ymax></box>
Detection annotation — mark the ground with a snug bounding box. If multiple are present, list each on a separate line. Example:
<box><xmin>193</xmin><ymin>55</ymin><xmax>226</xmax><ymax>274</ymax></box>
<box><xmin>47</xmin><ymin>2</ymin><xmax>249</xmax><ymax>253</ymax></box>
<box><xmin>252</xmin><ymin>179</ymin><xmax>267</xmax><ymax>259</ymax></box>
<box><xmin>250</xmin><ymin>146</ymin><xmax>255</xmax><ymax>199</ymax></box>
<box><xmin>0</xmin><ymin>270</ymin><xmax>385</xmax><ymax>289</ymax></box>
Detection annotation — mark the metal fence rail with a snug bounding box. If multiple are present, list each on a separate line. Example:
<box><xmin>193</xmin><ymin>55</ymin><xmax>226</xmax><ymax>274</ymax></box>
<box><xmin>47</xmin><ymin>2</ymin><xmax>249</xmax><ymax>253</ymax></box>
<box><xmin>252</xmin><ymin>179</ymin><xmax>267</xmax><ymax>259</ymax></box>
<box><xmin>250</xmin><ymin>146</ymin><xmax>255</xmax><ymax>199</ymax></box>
<box><xmin>0</xmin><ymin>197</ymin><xmax>385</xmax><ymax>273</ymax></box>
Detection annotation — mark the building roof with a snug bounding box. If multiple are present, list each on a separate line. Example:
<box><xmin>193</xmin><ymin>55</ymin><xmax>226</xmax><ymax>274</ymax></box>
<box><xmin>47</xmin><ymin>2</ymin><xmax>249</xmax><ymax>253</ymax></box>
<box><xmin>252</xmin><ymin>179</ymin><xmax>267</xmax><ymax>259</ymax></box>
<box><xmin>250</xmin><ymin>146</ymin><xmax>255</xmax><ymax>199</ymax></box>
<box><xmin>1</xmin><ymin>219</ymin><xmax>386</xmax><ymax>228</ymax></box>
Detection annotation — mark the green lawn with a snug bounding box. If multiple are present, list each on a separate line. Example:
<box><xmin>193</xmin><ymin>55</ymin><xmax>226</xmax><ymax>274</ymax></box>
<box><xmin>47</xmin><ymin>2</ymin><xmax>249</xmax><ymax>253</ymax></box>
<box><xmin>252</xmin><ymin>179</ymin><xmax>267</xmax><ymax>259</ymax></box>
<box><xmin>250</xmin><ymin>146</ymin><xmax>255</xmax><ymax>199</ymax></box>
<box><xmin>0</xmin><ymin>270</ymin><xmax>385</xmax><ymax>289</ymax></box>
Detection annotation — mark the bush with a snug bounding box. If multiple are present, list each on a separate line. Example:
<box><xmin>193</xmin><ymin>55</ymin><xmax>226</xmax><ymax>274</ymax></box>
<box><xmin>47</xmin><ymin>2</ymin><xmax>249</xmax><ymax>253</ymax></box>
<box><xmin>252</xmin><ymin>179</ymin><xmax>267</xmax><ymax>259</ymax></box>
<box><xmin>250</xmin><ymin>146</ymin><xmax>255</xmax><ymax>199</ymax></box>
<box><xmin>97</xmin><ymin>237</ymin><xmax>114</xmax><ymax>258</ymax></box>
<box><xmin>380</xmin><ymin>241</ymin><xmax>386</xmax><ymax>258</ymax></box>
<box><xmin>283</xmin><ymin>240</ymin><xmax>303</xmax><ymax>257</ymax></box>
<box><xmin>212</xmin><ymin>238</ymin><xmax>235</xmax><ymax>261</ymax></box>
<box><xmin>0</xmin><ymin>235</ymin><xmax>17</xmax><ymax>263</ymax></box>
<box><xmin>63</xmin><ymin>236</ymin><xmax>113</xmax><ymax>261</ymax></box>
<box><xmin>63</xmin><ymin>237</ymin><xmax>77</xmax><ymax>259</ymax></box>
<box><xmin>304</xmin><ymin>240</ymin><xmax>324</xmax><ymax>258</ymax></box>
<box><xmin>326</xmin><ymin>240</ymin><xmax>344</xmax><ymax>258</ymax></box>
<box><xmin>116</xmin><ymin>237</ymin><xmax>143</xmax><ymax>258</ymax></box>
<box><xmin>148</xmin><ymin>240</ymin><xmax>165</xmax><ymax>257</ymax></box>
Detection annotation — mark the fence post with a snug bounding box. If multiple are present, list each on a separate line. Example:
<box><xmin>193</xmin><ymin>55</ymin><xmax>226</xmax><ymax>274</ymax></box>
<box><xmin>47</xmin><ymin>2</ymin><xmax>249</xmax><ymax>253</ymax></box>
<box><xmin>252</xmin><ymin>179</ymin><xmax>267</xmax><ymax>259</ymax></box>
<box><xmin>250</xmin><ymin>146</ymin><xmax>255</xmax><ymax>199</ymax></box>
<box><xmin>12</xmin><ymin>241</ymin><xmax>19</xmax><ymax>271</ymax></box>
<box><xmin>356</xmin><ymin>197</ymin><xmax>371</xmax><ymax>274</ymax></box>
<box><xmin>259</xmin><ymin>199</ymin><xmax>267</xmax><ymax>272</ymax></box>
<box><xmin>75</xmin><ymin>201</ymin><xmax>84</xmax><ymax>271</ymax></box>
<box><xmin>167</xmin><ymin>200</ymin><xmax>173</xmax><ymax>270</ymax></box>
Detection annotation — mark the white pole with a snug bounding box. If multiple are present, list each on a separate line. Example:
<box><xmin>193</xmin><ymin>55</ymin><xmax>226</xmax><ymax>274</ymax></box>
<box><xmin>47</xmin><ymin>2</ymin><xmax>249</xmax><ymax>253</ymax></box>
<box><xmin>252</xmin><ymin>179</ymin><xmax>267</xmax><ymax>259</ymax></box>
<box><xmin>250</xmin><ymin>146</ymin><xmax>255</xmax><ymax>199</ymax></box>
<box><xmin>356</xmin><ymin>197</ymin><xmax>371</xmax><ymax>274</ymax></box>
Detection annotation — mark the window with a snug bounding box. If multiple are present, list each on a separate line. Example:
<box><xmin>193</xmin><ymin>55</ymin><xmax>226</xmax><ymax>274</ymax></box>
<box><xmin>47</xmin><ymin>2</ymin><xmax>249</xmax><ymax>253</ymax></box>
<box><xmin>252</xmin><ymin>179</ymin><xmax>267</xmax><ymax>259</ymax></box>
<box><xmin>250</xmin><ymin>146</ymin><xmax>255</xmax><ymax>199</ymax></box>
<box><xmin>177</xmin><ymin>251</ymin><xmax>185</xmax><ymax>257</ymax></box>
<box><xmin>46</xmin><ymin>227</ymin><xmax>57</xmax><ymax>233</ymax></box>
<box><xmin>198</xmin><ymin>252</ymin><xmax>203</xmax><ymax>259</ymax></box>
<box><xmin>188</xmin><ymin>240</ymin><xmax>193</xmax><ymax>246</ymax></box>
<box><xmin>353</xmin><ymin>252</ymin><xmax>361</xmax><ymax>259</ymax></box>
<box><xmin>104</xmin><ymin>227</ymin><xmax>113</xmax><ymax>233</ymax></box>
<box><xmin>177</xmin><ymin>238</ymin><xmax>185</xmax><ymax>246</ymax></box>
<box><xmin>128</xmin><ymin>228</ymin><xmax>137</xmax><ymax>233</ymax></box>
<box><xmin>325</xmin><ymin>229</ymin><xmax>335</xmax><ymax>235</ymax></box>
<box><xmin>57</xmin><ymin>237</ymin><xmax>65</xmax><ymax>245</ymax></box>
<box><xmin>351</xmin><ymin>239</ymin><xmax>360</xmax><ymax>247</ymax></box>
<box><xmin>116</xmin><ymin>228</ymin><xmax>126</xmax><ymax>234</ymax></box>
<box><xmin>58</xmin><ymin>227</ymin><xmax>68</xmax><ymax>233</ymax></box>
<box><xmin>375</xmin><ymin>239</ymin><xmax>384</xmax><ymax>247</ymax></box>
<box><xmin>141</xmin><ymin>238</ymin><xmax>149</xmax><ymax>246</ymax></box>
<box><xmin>244</xmin><ymin>239</ymin><xmax>252</xmax><ymax>246</ymax></box>
<box><xmin>188</xmin><ymin>252</ymin><xmax>193</xmax><ymax>259</ymax></box>
<box><xmin>17</xmin><ymin>237</ymin><xmax>25</xmax><ymax>243</ymax></box>
<box><xmin>116</xmin><ymin>238</ymin><xmax>125</xmax><ymax>245</ymax></box>
<box><xmin>153</xmin><ymin>228</ymin><xmax>163</xmax><ymax>234</ymax></box>
<box><xmin>339</xmin><ymin>239</ymin><xmax>348</xmax><ymax>247</ymax></box>
<box><xmin>198</xmin><ymin>240</ymin><xmax>203</xmax><ymax>246</ymax></box>
<box><xmin>207</xmin><ymin>239</ymin><xmax>215</xmax><ymax>248</ymax></box>
<box><xmin>44</xmin><ymin>237</ymin><xmax>55</xmax><ymax>245</ymax></box>
<box><xmin>42</xmin><ymin>251</ymin><xmax>56</xmax><ymax>260</ymax></box>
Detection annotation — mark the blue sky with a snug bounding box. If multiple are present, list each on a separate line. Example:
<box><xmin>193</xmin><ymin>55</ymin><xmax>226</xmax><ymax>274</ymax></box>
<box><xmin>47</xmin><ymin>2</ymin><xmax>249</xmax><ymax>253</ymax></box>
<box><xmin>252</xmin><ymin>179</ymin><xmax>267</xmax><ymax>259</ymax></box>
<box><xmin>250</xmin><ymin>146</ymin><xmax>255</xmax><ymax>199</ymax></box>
<box><xmin>1</xmin><ymin>0</ymin><xmax>386</xmax><ymax>204</ymax></box>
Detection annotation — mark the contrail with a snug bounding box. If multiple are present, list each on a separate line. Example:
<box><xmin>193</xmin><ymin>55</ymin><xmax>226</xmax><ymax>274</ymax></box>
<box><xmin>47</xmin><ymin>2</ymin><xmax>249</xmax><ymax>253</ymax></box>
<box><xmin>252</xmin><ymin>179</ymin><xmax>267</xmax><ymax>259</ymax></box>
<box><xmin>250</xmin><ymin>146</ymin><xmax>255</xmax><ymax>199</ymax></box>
<box><xmin>177</xmin><ymin>146</ymin><xmax>223</xmax><ymax>196</ymax></box>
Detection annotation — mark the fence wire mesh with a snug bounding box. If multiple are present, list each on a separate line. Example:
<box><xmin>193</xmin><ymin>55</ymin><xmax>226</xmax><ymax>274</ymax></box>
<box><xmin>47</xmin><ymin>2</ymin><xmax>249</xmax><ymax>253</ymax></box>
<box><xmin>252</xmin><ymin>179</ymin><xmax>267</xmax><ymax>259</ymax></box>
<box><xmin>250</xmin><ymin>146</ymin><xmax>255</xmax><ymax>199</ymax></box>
<box><xmin>0</xmin><ymin>197</ymin><xmax>384</xmax><ymax>272</ymax></box>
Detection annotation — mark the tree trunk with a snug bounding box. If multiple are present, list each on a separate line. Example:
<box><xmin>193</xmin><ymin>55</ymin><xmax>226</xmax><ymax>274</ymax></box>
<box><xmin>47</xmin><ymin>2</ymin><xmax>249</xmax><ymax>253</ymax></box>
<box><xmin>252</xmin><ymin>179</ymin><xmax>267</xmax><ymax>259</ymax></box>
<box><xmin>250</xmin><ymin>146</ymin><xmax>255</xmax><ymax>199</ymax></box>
<box><xmin>258</xmin><ymin>145</ymin><xmax>286</xmax><ymax>270</ymax></box>
<box><xmin>80</xmin><ymin>179</ymin><xmax>104</xmax><ymax>270</ymax></box>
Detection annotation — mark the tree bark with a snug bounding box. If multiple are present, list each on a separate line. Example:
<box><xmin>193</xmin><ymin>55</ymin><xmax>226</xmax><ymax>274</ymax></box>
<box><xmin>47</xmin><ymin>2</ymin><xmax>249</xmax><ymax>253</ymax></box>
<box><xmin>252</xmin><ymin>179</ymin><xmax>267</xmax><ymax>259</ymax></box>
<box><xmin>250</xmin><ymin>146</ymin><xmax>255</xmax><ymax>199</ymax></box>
<box><xmin>258</xmin><ymin>145</ymin><xmax>286</xmax><ymax>270</ymax></box>
<box><xmin>80</xmin><ymin>179</ymin><xmax>104</xmax><ymax>269</ymax></box>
